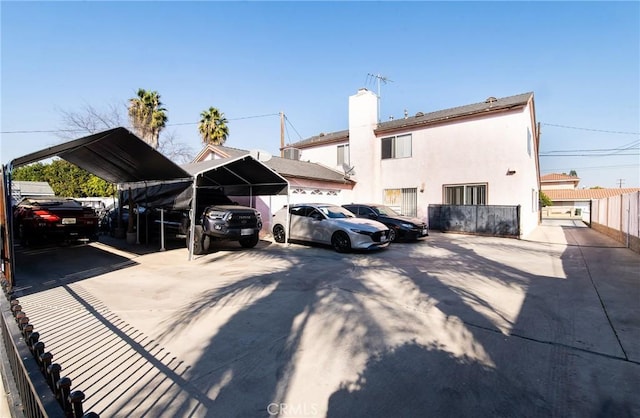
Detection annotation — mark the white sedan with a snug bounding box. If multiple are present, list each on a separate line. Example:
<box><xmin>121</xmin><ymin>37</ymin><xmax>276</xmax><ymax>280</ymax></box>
<box><xmin>271</xmin><ymin>203</ymin><xmax>390</xmax><ymax>252</ymax></box>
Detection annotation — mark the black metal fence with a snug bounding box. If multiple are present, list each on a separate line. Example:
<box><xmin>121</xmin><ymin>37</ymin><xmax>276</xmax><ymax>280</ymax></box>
<box><xmin>428</xmin><ymin>205</ymin><xmax>520</xmax><ymax>237</ymax></box>
<box><xmin>0</xmin><ymin>276</ymin><xmax>98</xmax><ymax>418</ymax></box>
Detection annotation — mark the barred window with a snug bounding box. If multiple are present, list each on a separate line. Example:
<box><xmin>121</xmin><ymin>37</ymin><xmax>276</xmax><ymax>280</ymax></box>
<box><xmin>444</xmin><ymin>184</ymin><xmax>487</xmax><ymax>205</ymax></box>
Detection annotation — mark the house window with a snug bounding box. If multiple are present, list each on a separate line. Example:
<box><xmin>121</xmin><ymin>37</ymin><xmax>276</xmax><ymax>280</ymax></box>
<box><xmin>383</xmin><ymin>188</ymin><xmax>417</xmax><ymax>217</ymax></box>
<box><xmin>337</xmin><ymin>144</ymin><xmax>349</xmax><ymax>166</ymax></box>
<box><xmin>381</xmin><ymin>134</ymin><xmax>412</xmax><ymax>159</ymax></box>
<box><xmin>444</xmin><ymin>184</ymin><xmax>487</xmax><ymax>205</ymax></box>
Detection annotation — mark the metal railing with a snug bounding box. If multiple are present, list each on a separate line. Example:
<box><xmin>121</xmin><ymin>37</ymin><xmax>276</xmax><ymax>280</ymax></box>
<box><xmin>1</xmin><ymin>276</ymin><xmax>98</xmax><ymax>418</ymax></box>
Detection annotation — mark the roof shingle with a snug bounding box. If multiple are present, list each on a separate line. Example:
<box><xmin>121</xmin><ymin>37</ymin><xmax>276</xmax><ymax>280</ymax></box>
<box><xmin>287</xmin><ymin>92</ymin><xmax>533</xmax><ymax>148</ymax></box>
<box><xmin>196</xmin><ymin>144</ymin><xmax>352</xmax><ymax>184</ymax></box>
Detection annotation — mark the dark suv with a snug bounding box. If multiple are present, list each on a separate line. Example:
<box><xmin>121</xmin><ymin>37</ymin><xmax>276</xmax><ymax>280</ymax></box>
<box><xmin>192</xmin><ymin>204</ymin><xmax>262</xmax><ymax>254</ymax></box>
<box><xmin>342</xmin><ymin>203</ymin><xmax>428</xmax><ymax>242</ymax></box>
<box><xmin>106</xmin><ymin>193</ymin><xmax>262</xmax><ymax>254</ymax></box>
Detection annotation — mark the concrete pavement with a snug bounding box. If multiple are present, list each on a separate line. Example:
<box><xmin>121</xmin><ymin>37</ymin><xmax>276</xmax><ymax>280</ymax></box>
<box><xmin>5</xmin><ymin>220</ymin><xmax>640</xmax><ymax>417</ymax></box>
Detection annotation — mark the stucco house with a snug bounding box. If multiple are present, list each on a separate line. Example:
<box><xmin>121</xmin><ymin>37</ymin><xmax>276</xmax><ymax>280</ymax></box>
<box><xmin>283</xmin><ymin>89</ymin><xmax>541</xmax><ymax>237</ymax></box>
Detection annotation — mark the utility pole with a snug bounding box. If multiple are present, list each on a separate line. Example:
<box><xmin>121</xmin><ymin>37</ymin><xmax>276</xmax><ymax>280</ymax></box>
<box><xmin>367</xmin><ymin>73</ymin><xmax>393</xmax><ymax>122</ymax></box>
<box><xmin>280</xmin><ymin>111</ymin><xmax>285</xmax><ymax>157</ymax></box>
<box><xmin>617</xmin><ymin>178</ymin><xmax>625</xmax><ymax>188</ymax></box>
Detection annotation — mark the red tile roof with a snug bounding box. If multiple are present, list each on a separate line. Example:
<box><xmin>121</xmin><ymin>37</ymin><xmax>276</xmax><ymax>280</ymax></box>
<box><xmin>540</xmin><ymin>173</ymin><xmax>580</xmax><ymax>182</ymax></box>
<box><xmin>544</xmin><ymin>188</ymin><xmax>640</xmax><ymax>201</ymax></box>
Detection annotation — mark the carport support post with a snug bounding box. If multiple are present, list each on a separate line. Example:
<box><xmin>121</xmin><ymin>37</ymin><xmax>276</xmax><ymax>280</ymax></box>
<box><xmin>285</xmin><ymin>184</ymin><xmax>290</xmax><ymax>245</ymax></box>
<box><xmin>136</xmin><ymin>205</ymin><xmax>140</xmax><ymax>245</ymax></box>
<box><xmin>188</xmin><ymin>176</ymin><xmax>198</xmax><ymax>261</ymax></box>
<box><xmin>160</xmin><ymin>209</ymin><xmax>166</xmax><ymax>251</ymax></box>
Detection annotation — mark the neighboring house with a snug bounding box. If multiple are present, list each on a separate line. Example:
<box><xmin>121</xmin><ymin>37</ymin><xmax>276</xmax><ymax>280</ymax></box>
<box><xmin>192</xmin><ymin>145</ymin><xmax>355</xmax><ymax>229</ymax></box>
<box><xmin>10</xmin><ymin>181</ymin><xmax>55</xmax><ymax>205</ymax></box>
<box><xmin>541</xmin><ymin>173</ymin><xmax>640</xmax><ymax>221</ymax></box>
<box><xmin>540</xmin><ymin>173</ymin><xmax>580</xmax><ymax>190</ymax></box>
<box><xmin>283</xmin><ymin>89</ymin><xmax>541</xmax><ymax>237</ymax></box>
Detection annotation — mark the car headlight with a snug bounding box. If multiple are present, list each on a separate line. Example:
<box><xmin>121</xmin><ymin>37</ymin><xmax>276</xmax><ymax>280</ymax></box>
<box><xmin>400</xmin><ymin>223</ymin><xmax>414</xmax><ymax>229</ymax></box>
<box><xmin>206</xmin><ymin>210</ymin><xmax>227</xmax><ymax>220</ymax></box>
<box><xmin>350</xmin><ymin>228</ymin><xmax>373</xmax><ymax>236</ymax></box>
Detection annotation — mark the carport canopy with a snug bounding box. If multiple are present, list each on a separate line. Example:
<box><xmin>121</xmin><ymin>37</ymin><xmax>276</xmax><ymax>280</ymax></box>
<box><xmin>7</xmin><ymin>127</ymin><xmax>290</xmax><ymax>259</ymax></box>
<box><xmin>10</xmin><ymin>127</ymin><xmax>289</xmax><ymax>209</ymax></box>
<box><xmin>11</xmin><ymin>127</ymin><xmax>191</xmax><ymax>184</ymax></box>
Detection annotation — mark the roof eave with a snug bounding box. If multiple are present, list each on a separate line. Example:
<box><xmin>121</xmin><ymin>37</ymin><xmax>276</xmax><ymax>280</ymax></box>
<box><xmin>374</xmin><ymin>103</ymin><xmax>528</xmax><ymax>136</ymax></box>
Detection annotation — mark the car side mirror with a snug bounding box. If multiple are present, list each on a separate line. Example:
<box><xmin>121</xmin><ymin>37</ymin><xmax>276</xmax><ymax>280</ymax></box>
<box><xmin>311</xmin><ymin>213</ymin><xmax>323</xmax><ymax>221</ymax></box>
<box><xmin>368</xmin><ymin>213</ymin><xmax>377</xmax><ymax>219</ymax></box>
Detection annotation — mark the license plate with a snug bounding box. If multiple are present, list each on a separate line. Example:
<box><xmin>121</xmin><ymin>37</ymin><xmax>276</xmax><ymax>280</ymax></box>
<box><xmin>381</xmin><ymin>235</ymin><xmax>388</xmax><ymax>242</ymax></box>
<box><xmin>421</xmin><ymin>229</ymin><xmax>428</xmax><ymax>235</ymax></box>
<box><xmin>62</xmin><ymin>218</ymin><xmax>76</xmax><ymax>225</ymax></box>
<box><xmin>241</xmin><ymin>228</ymin><xmax>254</xmax><ymax>236</ymax></box>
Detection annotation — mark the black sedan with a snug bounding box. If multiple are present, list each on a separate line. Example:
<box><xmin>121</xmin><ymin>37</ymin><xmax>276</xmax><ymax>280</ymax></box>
<box><xmin>13</xmin><ymin>197</ymin><xmax>99</xmax><ymax>246</ymax></box>
<box><xmin>342</xmin><ymin>203</ymin><xmax>428</xmax><ymax>242</ymax></box>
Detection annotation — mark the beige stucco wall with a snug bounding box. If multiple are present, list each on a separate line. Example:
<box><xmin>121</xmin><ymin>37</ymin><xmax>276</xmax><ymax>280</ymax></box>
<box><xmin>288</xmin><ymin>91</ymin><xmax>541</xmax><ymax>237</ymax></box>
<box><xmin>541</xmin><ymin>182</ymin><xmax>577</xmax><ymax>190</ymax></box>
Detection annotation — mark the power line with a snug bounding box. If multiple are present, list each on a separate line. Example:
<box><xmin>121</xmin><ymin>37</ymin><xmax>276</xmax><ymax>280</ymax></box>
<box><xmin>283</xmin><ymin>115</ymin><xmax>303</xmax><ymax>141</ymax></box>
<box><xmin>540</xmin><ymin>153</ymin><xmax>638</xmax><ymax>157</ymax></box>
<box><xmin>0</xmin><ymin>113</ymin><xmax>281</xmax><ymax>134</ymax></box>
<box><xmin>541</xmin><ymin>142</ymin><xmax>640</xmax><ymax>154</ymax></box>
<box><xmin>540</xmin><ymin>123</ymin><xmax>640</xmax><ymax>135</ymax></box>
<box><xmin>541</xmin><ymin>163</ymin><xmax>639</xmax><ymax>172</ymax></box>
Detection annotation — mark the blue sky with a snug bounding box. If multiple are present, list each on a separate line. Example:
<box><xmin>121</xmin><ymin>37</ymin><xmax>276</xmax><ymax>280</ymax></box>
<box><xmin>1</xmin><ymin>1</ymin><xmax>639</xmax><ymax>188</ymax></box>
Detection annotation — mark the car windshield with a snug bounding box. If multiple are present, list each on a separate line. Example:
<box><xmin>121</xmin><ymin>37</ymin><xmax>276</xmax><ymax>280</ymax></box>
<box><xmin>373</xmin><ymin>205</ymin><xmax>400</xmax><ymax>216</ymax></box>
<box><xmin>318</xmin><ymin>205</ymin><xmax>354</xmax><ymax>219</ymax></box>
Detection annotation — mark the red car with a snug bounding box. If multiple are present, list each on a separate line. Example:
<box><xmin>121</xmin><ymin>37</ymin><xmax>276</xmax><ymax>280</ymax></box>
<box><xmin>13</xmin><ymin>197</ymin><xmax>99</xmax><ymax>246</ymax></box>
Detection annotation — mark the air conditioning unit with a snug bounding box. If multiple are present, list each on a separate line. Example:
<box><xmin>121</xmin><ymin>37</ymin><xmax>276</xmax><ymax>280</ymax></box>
<box><xmin>282</xmin><ymin>148</ymin><xmax>301</xmax><ymax>160</ymax></box>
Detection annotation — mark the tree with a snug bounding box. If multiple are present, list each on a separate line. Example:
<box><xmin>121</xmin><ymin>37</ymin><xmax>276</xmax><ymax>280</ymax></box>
<box><xmin>57</xmin><ymin>101</ymin><xmax>193</xmax><ymax>163</ymax></box>
<box><xmin>569</xmin><ymin>170</ymin><xmax>578</xmax><ymax>177</ymax></box>
<box><xmin>157</xmin><ymin>130</ymin><xmax>195</xmax><ymax>164</ymax></box>
<box><xmin>128</xmin><ymin>89</ymin><xmax>168</xmax><ymax>149</ymax></box>
<box><xmin>56</xmin><ymin>102</ymin><xmax>126</xmax><ymax>140</ymax></box>
<box><xmin>198</xmin><ymin>107</ymin><xmax>229</xmax><ymax>146</ymax></box>
<box><xmin>539</xmin><ymin>191</ymin><xmax>553</xmax><ymax>207</ymax></box>
<box><xmin>12</xmin><ymin>160</ymin><xmax>115</xmax><ymax>197</ymax></box>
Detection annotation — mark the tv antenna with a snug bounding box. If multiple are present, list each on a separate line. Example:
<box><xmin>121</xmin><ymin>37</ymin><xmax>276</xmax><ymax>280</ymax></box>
<box><xmin>367</xmin><ymin>73</ymin><xmax>393</xmax><ymax>122</ymax></box>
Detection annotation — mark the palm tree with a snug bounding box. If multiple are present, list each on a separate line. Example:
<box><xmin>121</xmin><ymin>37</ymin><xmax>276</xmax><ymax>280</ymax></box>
<box><xmin>128</xmin><ymin>89</ymin><xmax>168</xmax><ymax>149</ymax></box>
<box><xmin>198</xmin><ymin>107</ymin><xmax>229</xmax><ymax>145</ymax></box>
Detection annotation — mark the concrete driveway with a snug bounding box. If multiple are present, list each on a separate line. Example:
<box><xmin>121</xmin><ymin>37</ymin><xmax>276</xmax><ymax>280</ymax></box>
<box><xmin>10</xmin><ymin>220</ymin><xmax>640</xmax><ymax>417</ymax></box>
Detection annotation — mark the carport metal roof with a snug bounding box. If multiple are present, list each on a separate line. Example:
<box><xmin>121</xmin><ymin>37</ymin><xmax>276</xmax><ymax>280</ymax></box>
<box><xmin>5</xmin><ymin>127</ymin><xmax>290</xmax><ymax>260</ymax></box>
<box><xmin>181</xmin><ymin>156</ymin><xmax>289</xmax><ymax>197</ymax></box>
<box><xmin>9</xmin><ymin>127</ymin><xmax>289</xmax><ymax>208</ymax></box>
<box><xmin>10</xmin><ymin>127</ymin><xmax>191</xmax><ymax>184</ymax></box>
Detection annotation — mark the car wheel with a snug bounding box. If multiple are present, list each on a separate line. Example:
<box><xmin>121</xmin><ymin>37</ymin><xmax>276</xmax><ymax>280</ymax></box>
<box><xmin>273</xmin><ymin>225</ymin><xmax>286</xmax><ymax>243</ymax></box>
<box><xmin>331</xmin><ymin>231</ymin><xmax>351</xmax><ymax>253</ymax></box>
<box><xmin>388</xmin><ymin>228</ymin><xmax>397</xmax><ymax>242</ymax></box>
<box><xmin>239</xmin><ymin>232</ymin><xmax>259</xmax><ymax>248</ymax></box>
<box><xmin>191</xmin><ymin>225</ymin><xmax>207</xmax><ymax>255</ymax></box>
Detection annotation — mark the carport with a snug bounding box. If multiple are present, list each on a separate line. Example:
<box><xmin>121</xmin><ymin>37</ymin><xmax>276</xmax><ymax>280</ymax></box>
<box><xmin>2</xmin><ymin>128</ymin><xmax>289</xmax><ymax>284</ymax></box>
<box><xmin>121</xmin><ymin>155</ymin><xmax>290</xmax><ymax>259</ymax></box>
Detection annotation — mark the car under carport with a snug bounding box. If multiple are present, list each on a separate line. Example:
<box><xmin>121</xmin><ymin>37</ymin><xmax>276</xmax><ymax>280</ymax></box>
<box><xmin>1</xmin><ymin>127</ymin><xmax>289</xmax><ymax>286</ymax></box>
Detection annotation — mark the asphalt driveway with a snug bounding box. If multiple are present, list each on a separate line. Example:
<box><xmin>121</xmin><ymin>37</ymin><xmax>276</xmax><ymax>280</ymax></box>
<box><xmin>9</xmin><ymin>220</ymin><xmax>640</xmax><ymax>417</ymax></box>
